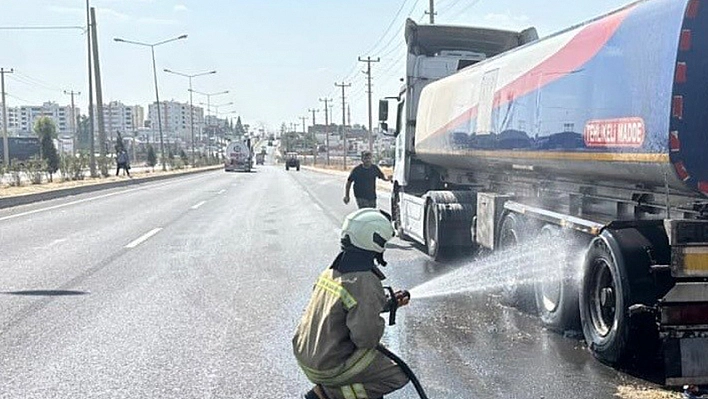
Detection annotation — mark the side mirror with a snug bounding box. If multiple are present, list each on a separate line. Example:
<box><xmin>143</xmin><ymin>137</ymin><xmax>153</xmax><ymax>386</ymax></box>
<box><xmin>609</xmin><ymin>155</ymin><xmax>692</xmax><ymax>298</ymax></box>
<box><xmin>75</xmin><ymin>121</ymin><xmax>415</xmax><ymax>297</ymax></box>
<box><xmin>380</xmin><ymin>122</ymin><xmax>389</xmax><ymax>134</ymax></box>
<box><xmin>378</xmin><ymin>100</ymin><xmax>389</xmax><ymax>122</ymax></box>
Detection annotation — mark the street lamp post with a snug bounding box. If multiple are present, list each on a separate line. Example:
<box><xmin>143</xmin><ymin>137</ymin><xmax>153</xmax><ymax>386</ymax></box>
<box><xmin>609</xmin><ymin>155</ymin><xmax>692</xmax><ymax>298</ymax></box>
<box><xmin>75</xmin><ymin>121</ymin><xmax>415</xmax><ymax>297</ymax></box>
<box><xmin>114</xmin><ymin>34</ymin><xmax>187</xmax><ymax>171</ymax></box>
<box><xmin>163</xmin><ymin>68</ymin><xmax>216</xmax><ymax>167</ymax></box>
<box><xmin>201</xmin><ymin>102</ymin><xmax>233</xmax><ymax>158</ymax></box>
<box><xmin>191</xmin><ymin>89</ymin><xmax>228</xmax><ymax>160</ymax></box>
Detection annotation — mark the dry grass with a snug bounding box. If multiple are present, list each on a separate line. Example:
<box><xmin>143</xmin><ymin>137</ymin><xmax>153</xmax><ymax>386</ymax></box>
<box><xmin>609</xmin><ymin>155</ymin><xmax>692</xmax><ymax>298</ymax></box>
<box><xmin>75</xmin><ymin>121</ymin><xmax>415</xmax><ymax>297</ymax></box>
<box><xmin>0</xmin><ymin>166</ymin><xmax>219</xmax><ymax>198</ymax></box>
<box><xmin>614</xmin><ymin>385</ymin><xmax>682</xmax><ymax>399</ymax></box>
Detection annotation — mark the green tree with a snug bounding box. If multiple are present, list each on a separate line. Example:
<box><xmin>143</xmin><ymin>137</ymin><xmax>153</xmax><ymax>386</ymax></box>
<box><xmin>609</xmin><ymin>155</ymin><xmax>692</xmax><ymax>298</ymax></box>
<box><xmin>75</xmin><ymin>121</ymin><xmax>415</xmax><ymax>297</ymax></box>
<box><xmin>76</xmin><ymin>115</ymin><xmax>91</xmax><ymax>151</ymax></box>
<box><xmin>34</xmin><ymin>116</ymin><xmax>60</xmax><ymax>181</ymax></box>
<box><xmin>147</xmin><ymin>145</ymin><xmax>157</xmax><ymax>169</ymax></box>
<box><xmin>179</xmin><ymin>149</ymin><xmax>188</xmax><ymax>165</ymax></box>
<box><xmin>235</xmin><ymin>116</ymin><xmax>245</xmax><ymax>136</ymax></box>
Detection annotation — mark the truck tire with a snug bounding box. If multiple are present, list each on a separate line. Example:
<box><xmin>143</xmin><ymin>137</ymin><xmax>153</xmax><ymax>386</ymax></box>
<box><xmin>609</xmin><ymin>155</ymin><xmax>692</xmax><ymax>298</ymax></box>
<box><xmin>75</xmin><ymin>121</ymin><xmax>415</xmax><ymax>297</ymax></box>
<box><xmin>579</xmin><ymin>227</ymin><xmax>664</xmax><ymax>366</ymax></box>
<box><xmin>391</xmin><ymin>184</ymin><xmax>408</xmax><ymax>239</ymax></box>
<box><xmin>533</xmin><ymin>225</ymin><xmax>581</xmax><ymax>331</ymax></box>
<box><xmin>497</xmin><ymin>212</ymin><xmax>536</xmax><ymax>313</ymax></box>
<box><xmin>579</xmin><ymin>236</ymin><xmax>630</xmax><ymax>365</ymax></box>
<box><xmin>425</xmin><ymin>200</ymin><xmax>444</xmax><ymax>260</ymax></box>
<box><xmin>296</xmin><ymin>164</ymin><xmax>300</xmax><ymax>171</ymax></box>
<box><xmin>286</xmin><ymin>165</ymin><xmax>289</xmax><ymax>171</ymax></box>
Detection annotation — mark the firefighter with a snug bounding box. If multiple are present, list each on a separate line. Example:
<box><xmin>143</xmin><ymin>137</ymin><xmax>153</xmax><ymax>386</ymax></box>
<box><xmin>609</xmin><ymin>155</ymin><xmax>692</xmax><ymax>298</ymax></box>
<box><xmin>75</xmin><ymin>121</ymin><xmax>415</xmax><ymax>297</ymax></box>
<box><xmin>293</xmin><ymin>208</ymin><xmax>411</xmax><ymax>399</ymax></box>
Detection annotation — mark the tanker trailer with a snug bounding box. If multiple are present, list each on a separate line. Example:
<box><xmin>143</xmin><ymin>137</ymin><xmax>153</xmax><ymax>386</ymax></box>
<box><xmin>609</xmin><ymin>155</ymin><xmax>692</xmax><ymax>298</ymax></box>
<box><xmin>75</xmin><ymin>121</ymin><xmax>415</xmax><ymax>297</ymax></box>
<box><xmin>224</xmin><ymin>140</ymin><xmax>252</xmax><ymax>172</ymax></box>
<box><xmin>381</xmin><ymin>0</ymin><xmax>708</xmax><ymax>385</ymax></box>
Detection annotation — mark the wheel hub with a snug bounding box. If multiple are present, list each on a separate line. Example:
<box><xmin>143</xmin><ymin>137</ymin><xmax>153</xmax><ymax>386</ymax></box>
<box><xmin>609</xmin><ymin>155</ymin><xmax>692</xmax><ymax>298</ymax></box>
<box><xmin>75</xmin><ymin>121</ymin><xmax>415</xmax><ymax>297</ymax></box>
<box><xmin>590</xmin><ymin>259</ymin><xmax>617</xmax><ymax>337</ymax></box>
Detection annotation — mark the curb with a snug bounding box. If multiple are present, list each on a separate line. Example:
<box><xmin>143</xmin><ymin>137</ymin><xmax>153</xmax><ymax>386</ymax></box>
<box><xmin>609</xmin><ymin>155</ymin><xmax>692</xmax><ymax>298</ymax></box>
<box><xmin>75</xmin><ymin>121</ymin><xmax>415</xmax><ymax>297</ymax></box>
<box><xmin>0</xmin><ymin>166</ymin><xmax>222</xmax><ymax>210</ymax></box>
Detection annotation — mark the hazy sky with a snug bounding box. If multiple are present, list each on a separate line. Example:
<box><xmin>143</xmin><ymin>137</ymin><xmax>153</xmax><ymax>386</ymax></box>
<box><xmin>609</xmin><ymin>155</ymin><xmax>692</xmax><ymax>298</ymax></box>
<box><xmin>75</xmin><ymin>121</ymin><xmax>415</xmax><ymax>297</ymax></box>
<box><xmin>1</xmin><ymin>0</ymin><xmax>632</xmax><ymax>131</ymax></box>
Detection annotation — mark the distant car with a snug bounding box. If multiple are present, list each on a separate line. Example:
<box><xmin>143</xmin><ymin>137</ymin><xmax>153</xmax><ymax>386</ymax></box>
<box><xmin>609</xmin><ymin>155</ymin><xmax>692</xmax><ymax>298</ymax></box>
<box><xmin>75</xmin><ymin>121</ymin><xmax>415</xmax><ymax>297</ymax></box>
<box><xmin>378</xmin><ymin>158</ymin><xmax>394</xmax><ymax>167</ymax></box>
<box><xmin>285</xmin><ymin>152</ymin><xmax>300</xmax><ymax>171</ymax></box>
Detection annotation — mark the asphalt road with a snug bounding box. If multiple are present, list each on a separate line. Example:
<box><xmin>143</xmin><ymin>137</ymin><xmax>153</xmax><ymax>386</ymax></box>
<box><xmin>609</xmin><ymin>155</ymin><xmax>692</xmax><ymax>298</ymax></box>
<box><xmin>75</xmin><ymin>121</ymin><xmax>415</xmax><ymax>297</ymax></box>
<box><xmin>0</xmin><ymin>162</ymin><xmax>671</xmax><ymax>398</ymax></box>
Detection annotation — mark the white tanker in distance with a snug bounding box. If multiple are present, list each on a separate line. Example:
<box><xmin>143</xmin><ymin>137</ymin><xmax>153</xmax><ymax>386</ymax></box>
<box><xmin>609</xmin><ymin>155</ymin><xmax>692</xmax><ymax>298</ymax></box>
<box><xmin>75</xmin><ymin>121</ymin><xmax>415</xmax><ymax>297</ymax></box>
<box><xmin>224</xmin><ymin>139</ymin><xmax>252</xmax><ymax>172</ymax></box>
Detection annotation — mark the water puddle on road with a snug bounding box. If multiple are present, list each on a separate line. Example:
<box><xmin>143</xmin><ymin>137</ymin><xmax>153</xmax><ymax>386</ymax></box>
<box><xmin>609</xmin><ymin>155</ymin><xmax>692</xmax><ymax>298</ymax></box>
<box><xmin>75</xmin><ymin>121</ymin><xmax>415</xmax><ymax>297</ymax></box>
<box><xmin>409</xmin><ymin>233</ymin><xmax>583</xmax><ymax>300</ymax></box>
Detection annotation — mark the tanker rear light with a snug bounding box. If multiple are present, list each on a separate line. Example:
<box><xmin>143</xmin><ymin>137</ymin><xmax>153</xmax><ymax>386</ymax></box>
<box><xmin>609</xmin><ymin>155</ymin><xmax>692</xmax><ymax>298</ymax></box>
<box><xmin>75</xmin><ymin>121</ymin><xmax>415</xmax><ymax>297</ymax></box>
<box><xmin>686</xmin><ymin>0</ymin><xmax>700</xmax><ymax>19</ymax></box>
<box><xmin>665</xmin><ymin>220</ymin><xmax>708</xmax><ymax>245</ymax></box>
<box><xmin>680</xmin><ymin>30</ymin><xmax>692</xmax><ymax>51</ymax></box>
<box><xmin>665</xmin><ymin>221</ymin><xmax>708</xmax><ymax>277</ymax></box>
<box><xmin>670</xmin><ymin>131</ymin><xmax>681</xmax><ymax>152</ymax></box>
<box><xmin>675</xmin><ymin>62</ymin><xmax>687</xmax><ymax>84</ymax></box>
<box><xmin>661</xmin><ymin>303</ymin><xmax>708</xmax><ymax>325</ymax></box>
<box><xmin>673</xmin><ymin>96</ymin><xmax>684</xmax><ymax>119</ymax></box>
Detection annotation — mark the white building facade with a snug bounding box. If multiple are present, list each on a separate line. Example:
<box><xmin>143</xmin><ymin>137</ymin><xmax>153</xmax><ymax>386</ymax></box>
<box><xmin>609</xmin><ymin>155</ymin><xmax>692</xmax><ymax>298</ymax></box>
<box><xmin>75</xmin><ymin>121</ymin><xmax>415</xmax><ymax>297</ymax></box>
<box><xmin>147</xmin><ymin>100</ymin><xmax>204</xmax><ymax>143</ymax></box>
<box><xmin>0</xmin><ymin>102</ymin><xmax>79</xmax><ymax>137</ymax></box>
<box><xmin>97</xmin><ymin>101</ymin><xmax>144</xmax><ymax>138</ymax></box>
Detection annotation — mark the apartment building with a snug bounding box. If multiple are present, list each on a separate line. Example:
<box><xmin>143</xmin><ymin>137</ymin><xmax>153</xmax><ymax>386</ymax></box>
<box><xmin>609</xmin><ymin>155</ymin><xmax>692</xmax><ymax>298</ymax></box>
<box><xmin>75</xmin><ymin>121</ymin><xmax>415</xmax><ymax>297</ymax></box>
<box><xmin>97</xmin><ymin>101</ymin><xmax>144</xmax><ymax>138</ymax></box>
<box><xmin>147</xmin><ymin>100</ymin><xmax>204</xmax><ymax>142</ymax></box>
<box><xmin>0</xmin><ymin>102</ymin><xmax>79</xmax><ymax>137</ymax></box>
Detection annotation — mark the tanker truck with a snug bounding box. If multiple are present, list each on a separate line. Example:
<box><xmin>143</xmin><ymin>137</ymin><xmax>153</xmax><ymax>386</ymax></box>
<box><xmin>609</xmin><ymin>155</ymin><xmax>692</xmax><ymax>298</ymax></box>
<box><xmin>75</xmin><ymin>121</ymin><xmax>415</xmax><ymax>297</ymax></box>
<box><xmin>224</xmin><ymin>139</ymin><xmax>252</xmax><ymax>172</ymax></box>
<box><xmin>380</xmin><ymin>0</ymin><xmax>708</xmax><ymax>385</ymax></box>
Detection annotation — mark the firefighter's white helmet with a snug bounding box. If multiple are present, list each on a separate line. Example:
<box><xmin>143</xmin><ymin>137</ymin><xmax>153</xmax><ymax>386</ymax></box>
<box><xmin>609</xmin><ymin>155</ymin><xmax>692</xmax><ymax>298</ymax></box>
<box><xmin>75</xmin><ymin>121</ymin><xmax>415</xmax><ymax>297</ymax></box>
<box><xmin>341</xmin><ymin>208</ymin><xmax>395</xmax><ymax>253</ymax></box>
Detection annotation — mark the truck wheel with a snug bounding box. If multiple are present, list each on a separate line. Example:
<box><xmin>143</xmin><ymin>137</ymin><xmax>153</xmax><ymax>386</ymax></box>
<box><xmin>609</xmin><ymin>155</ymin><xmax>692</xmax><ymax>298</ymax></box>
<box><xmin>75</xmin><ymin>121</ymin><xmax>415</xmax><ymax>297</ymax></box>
<box><xmin>579</xmin><ymin>237</ymin><xmax>629</xmax><ymax>365</ymax></box>
<box><xmin>425</xmin><ymin>201</ymin><xmax>445</xmax><ymax>260</ymax></box>
<box><xmin>296</xmin><ymin>165</ymin><xmax>300</xmax><ymax>171</ymax></box>
<box><xmin>498</xmin><ymin>213</ymin><xmax>536</xmax><ymax>313</ymax></box>
<box><xmin>391</xmin><ymin>185</ymin><xmax>407</xmax><ymax>239</ymax></box>
<box><xmin>286</xmin><ymin>165</ymin><xmax>289</xmax><ymax>171</ymax></box>
<box><xmin>533</xmin><ymin>225</ymin><xmax>580</xmax><ymax>331</ymax></box>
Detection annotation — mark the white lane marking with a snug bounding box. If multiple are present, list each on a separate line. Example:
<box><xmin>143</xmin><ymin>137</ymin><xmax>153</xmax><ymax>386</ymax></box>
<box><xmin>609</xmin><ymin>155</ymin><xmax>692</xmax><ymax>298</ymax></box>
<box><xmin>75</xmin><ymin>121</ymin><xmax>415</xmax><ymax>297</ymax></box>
<box><xmin>48</xmin><ymin>238</ymin><xmax>68</xmax><ymax>247</ymax></box>
<box><xmin>0</xmin><ymin>174</ymin><xmax>207</xmax><ymax>222</ymax></box>
<box><xmin>313</xmin><ymin>203</ymin><xmax>323</xmax><ymax>212</ymax></box>
<box><xmin>217</xmin><ymin>189</ymin><xmax>226</xmax><ymax>195</ymax></box>
<box><xmin>125</xmin><ymin>228</ymin><xmax>162</xmax><ymax>248</ymax></box>
<box><xmin>191</xmin><ymin>200</ymin><xmax>207</xmax><ymax>210</ymax></box>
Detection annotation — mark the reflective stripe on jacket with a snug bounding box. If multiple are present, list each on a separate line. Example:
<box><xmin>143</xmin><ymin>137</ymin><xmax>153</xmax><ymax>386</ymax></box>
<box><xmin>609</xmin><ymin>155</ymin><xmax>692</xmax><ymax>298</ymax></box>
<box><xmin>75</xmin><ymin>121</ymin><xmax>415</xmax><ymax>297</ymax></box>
<box><xmin>293</xmin><ymin>268</ymin><xmax>386</xmax><ymax>386</ymax></box>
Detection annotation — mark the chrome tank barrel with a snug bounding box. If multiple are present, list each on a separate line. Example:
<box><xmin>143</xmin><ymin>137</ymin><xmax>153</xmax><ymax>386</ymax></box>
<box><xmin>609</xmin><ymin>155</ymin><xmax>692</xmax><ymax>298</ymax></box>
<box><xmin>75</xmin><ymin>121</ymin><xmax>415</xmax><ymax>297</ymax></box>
<box><xmin>414</xmin><ymin>0</ymin><xmax>708</xmax><ymax>197</ymax></box>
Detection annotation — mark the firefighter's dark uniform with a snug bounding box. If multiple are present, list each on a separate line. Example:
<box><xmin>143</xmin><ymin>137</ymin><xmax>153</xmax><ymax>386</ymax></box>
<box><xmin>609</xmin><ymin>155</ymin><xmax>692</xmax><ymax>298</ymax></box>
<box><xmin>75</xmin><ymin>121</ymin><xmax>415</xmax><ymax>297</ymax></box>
<box><xmin>293</xmin><ymin>257</ymin><xmax>409</xmax><ymax>399</ymax></box>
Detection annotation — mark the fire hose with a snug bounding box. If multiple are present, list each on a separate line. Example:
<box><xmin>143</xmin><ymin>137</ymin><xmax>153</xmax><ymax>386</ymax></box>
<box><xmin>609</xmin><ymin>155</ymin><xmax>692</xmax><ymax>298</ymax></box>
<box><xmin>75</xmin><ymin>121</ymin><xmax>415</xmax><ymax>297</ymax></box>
<box><xmin>380</xmin><ymin>287</ymin><xmax>429</xmax><ymax>399</ymax></box>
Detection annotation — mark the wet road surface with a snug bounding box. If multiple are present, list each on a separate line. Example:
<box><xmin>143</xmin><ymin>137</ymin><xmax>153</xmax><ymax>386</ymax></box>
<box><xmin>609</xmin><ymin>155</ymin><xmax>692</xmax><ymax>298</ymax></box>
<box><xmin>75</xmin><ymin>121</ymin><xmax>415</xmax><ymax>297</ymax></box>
<box><xmin>0</xmin><ymin>163</ymin><xmax>675</xmax><ymax>398</ymax></box>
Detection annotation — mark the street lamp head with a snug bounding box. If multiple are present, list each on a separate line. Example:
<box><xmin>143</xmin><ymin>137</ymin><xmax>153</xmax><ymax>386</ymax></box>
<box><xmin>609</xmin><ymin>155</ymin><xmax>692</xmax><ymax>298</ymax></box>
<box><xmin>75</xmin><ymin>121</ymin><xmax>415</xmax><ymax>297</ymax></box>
<box><xmin>178</xmin><ymin>34</ymin><xmax>188</xmax><ymax>40</ymax></box>
<box><xmin>209</xmin><ymin>71</ymin><xmax>217</xmax><ymax>74</ymax></box>
<box><xmin>114</xmin><ymin>37</ymin><xmax>125</xmax><ymax>42</ymax></box>
<box><xmin>163</xmin><ymin>68</ymin><xmax>172</xmax><ymax>73</ymax></box>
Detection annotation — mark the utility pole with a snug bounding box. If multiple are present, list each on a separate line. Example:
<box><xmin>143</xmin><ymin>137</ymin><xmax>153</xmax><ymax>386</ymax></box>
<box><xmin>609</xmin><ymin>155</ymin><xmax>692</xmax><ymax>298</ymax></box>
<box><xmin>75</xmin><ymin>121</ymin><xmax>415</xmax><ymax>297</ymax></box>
<box><xmin>358</xmin><ymin>56</ymin><xmax>380</xmax><ymax>153</ymax></box>
<box><xmin>299</xmin><ymin>115</ymin><xmax>309</xmax><ymax>164</ymax></box>
<box><xmin>335</xmin><ymin>81</ymin><xmax>351</xmax><ymax>170</ymax></box>
<box><xmin>308</xmin><ymin>108</ymin><xmax>319</xmax><ymax>126</ymax></box>
<box><xmin>85</xmin><ymin>0</ymin><xmax>96</xmax><ymax>177</ymax></box>
<box><xmin>64</xmin><ymin>90</ymin><xmax>81</xmax><ymax>155</ymax></box>
<box><xmin>1</xmin><ymin>68</ymin><xmax>13</xmax><ymax>167</ymax></box>
<box><xmin>299</xmin><ymin>116</ymin><xmax>307</xmax><ymax>134</ymax></box>
<box><xmin>425</xmin><ymin>0</ymin><xmax>436</xmax><ymax>23</ymax></box>
<box><xmin>307</xmin><ymin>108</ymin><xmax>319</xmax><ymax>165</ymax></box>
<box><xmin>319</xmin><ymin>98</ymin><xmax>331</xmax><ymax>166</ymax></box>
<box><xmin>90</xmin><ymin>7</ymin><xmax>107</xmax><ymax>167</ymax></box>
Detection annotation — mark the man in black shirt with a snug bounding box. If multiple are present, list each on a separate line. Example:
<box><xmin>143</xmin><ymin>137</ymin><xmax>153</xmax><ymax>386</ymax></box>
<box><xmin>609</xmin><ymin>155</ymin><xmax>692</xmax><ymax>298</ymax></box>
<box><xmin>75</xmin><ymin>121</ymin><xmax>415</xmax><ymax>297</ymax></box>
<box><xmin>343</xmin><ymin>151</ymin><xmax>391</xmax><ymax>209</ymax></box>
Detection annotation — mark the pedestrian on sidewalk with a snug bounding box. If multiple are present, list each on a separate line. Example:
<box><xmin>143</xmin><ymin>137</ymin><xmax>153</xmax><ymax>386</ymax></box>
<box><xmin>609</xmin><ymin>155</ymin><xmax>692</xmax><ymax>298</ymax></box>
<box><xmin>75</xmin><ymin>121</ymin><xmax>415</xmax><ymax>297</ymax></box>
<box><xmin>343</xmin><ymin>151</ymin><xmax>390</xmax><ymax>209</ymax></box>
<box><xmin>116</xmin><ymin>150</ymin><xmax>131</xmax><ymax>177</ymax></box>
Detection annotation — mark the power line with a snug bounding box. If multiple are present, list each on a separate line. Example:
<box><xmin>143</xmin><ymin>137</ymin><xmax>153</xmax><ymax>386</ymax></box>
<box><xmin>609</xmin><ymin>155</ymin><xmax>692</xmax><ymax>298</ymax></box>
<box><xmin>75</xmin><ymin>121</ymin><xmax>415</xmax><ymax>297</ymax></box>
<box><xmin>0</xmin><ymin>25</ymin><xmax>85</xmax><ymax>31</ymax></box>
<box><xmin>364</xmin><ymin>0</ymin><xmax>411</xmax><ymax>54</ymax></box>
<box><xmin>454</xmin><ymin>0</ymin><xmax>483</xmax><ymax>20</ymax></box>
